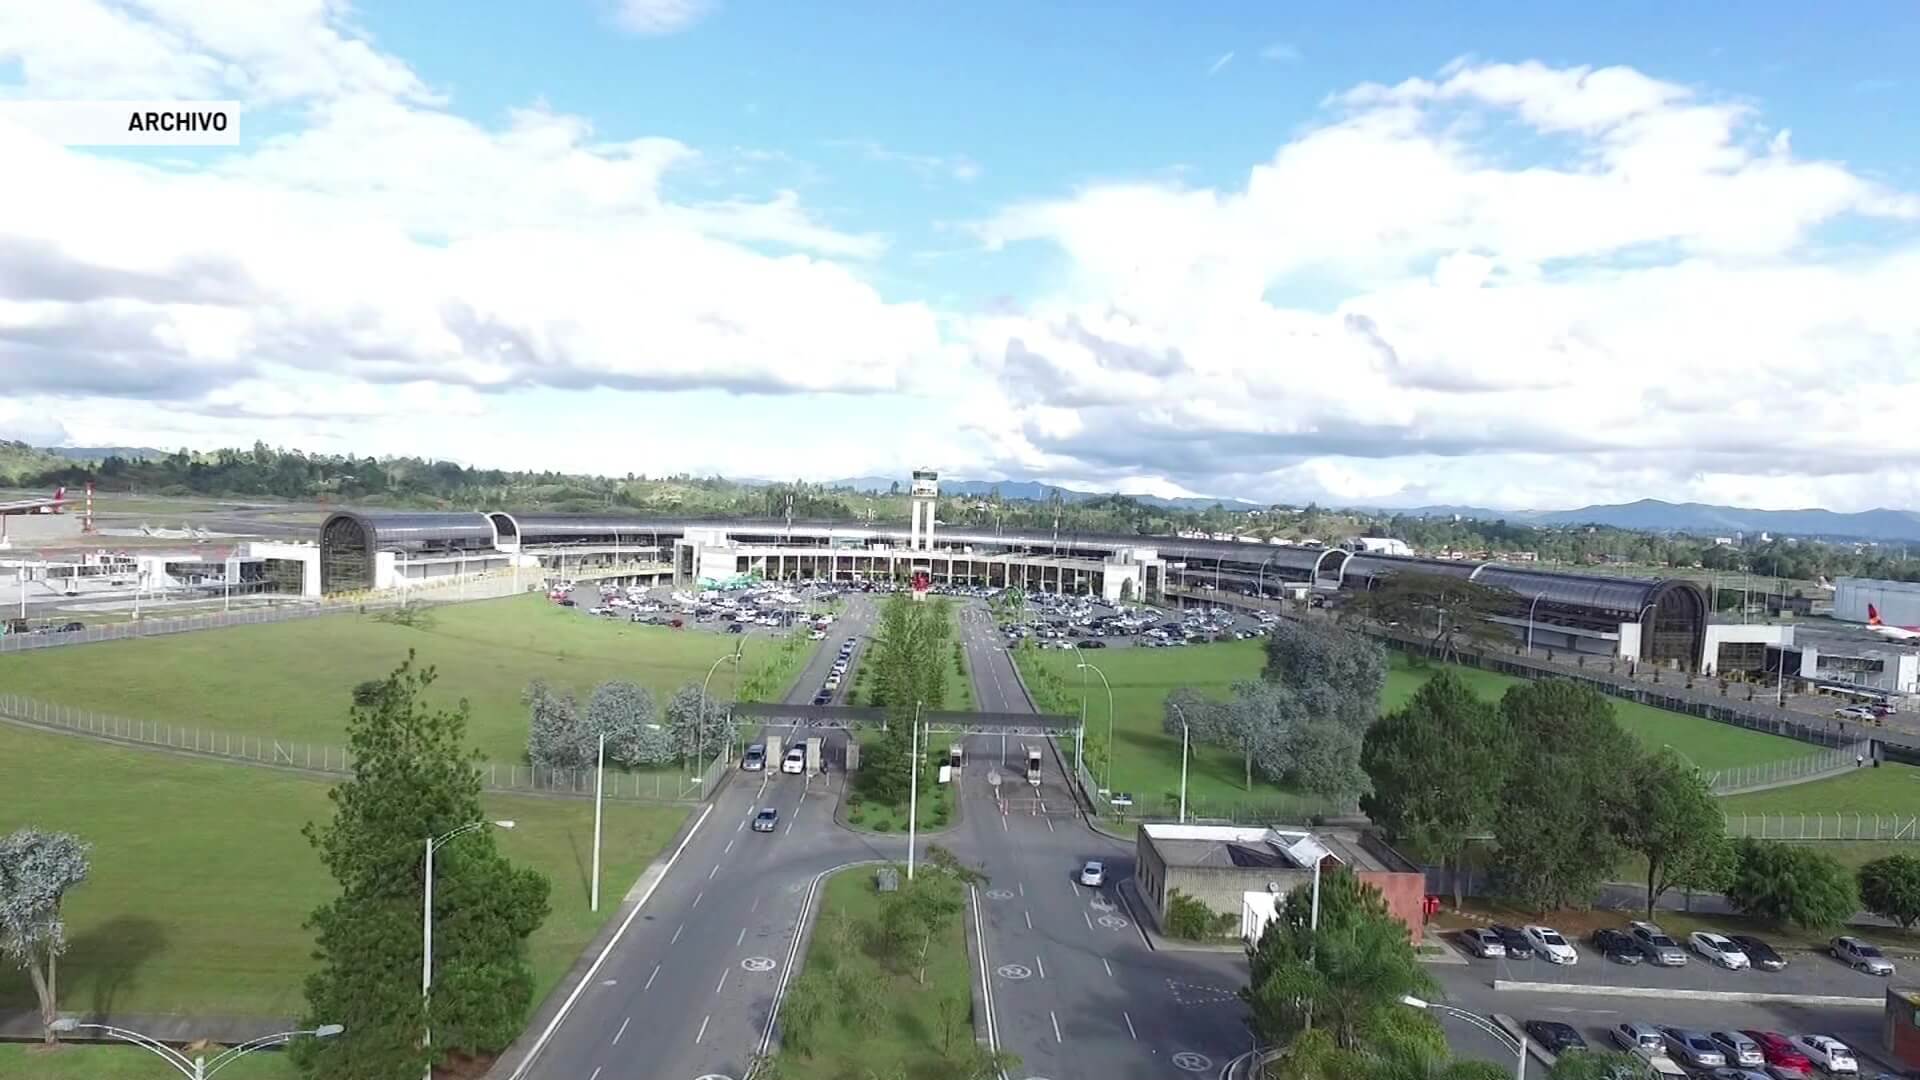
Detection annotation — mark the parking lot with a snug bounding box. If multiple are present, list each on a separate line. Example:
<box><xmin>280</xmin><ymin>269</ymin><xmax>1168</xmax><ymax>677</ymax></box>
<box><xmin>1000</xmin><ymin>591</ymin><xmax>1274</xmax><ymax>651</ymax></box>
<box><xmin>554</xmin><ymin>579</ymin><xmax>842</xmax><ymax>639</ymax></box>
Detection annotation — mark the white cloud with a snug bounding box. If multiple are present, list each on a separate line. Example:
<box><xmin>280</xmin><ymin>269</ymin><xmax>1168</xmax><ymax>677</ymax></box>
<box><xmin>1259</xmin><ymin>42</ymin><xmax>1300</xmax><ymax>63</ymax></box>
<box><xmin>828</xmin><ymin>139</ymin><xmax>982</xmax><ymax>184</ymax></box>
<box><xmin>608</xmin><ymin>0</ymin><xmax>714</xmax><ymax>36</ymax></box>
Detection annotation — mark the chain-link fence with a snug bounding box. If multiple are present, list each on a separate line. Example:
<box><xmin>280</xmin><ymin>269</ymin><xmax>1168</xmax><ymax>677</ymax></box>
<box><xmin>0</xmin><ymin>691</ymin><xmax>710</xmax><ymax>802</ymax></box>
<box><xmin>1723</xmin><ymin>811</ymin><xmax>1920</xmax><ymax>841</ymax></box>
<box><xmin>1705</xmin><ymin>740</ymin><xmax>1873</xmax><ymax>795</ymax></box>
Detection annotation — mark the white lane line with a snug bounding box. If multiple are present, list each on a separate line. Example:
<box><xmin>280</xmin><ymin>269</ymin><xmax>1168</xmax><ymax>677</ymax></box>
<box><xmin>750</xmin><ymin>895</ymin><xmax>760</xmax><ymax>913</ymax></box>
<box><xmin>1050</xmin><ymin>1010</ymin><xmax>1062</xmax><ymax>1043</ymax></box>
<box><xmin>1103</xmin><ymin>957</ymin><xmax>1113</xmax><ymax>977</ymax></box>
<box><xmin>693</xmin><ymin>890</ymin><xmax>705</xmax><ymax>908</ymax></box>
<box><xmin>724</xmin><ymin>838</ymin><xmax>735</xmax><ymax>854</ymax></box>
<box><xmin>970</xmin><ymin>885</ymin><xmax>1000</xmax><ymax>1055</ymax></box>
<box><xmin>1018</xmin><ymin>882</ymin><xmax>1024</xmax><ymax>897</ymax></box>
<box><xmin>1036</xmin><ymin>953</ymin><xmax>1046</xmax><ymax>979</ymax></box>
<box><xmin>645</xmin><ymin>964</ymin><xmax>661</xmax><ymax>990</ymax></box>
<box><xmin>1000</xmin><ymin>814</ymin><xmax>1008</xmax><ymax>832</ymax></box>
<box><xmin>1024</xmin><ymin>910</ymin><xmax>1032</xmax><ymax>930</ymax></box>
<box><xmin>611</xmin><ymin>1017</ymin><xmax>631</xmax><ymax>1045</ymax></box>
<box><xmin>736</xmin><ymin>819</ymin><xmax>744</xmax><ymax>832</ymax></box>
<box><xmin>1123</xmin><ymin>1011</ymin><xmax>1137</xmax><ymax>1040</ymax></box>
<box><xmin>505</xmin><ymin>802</ymin><xmax>713</xmax><ymax>1080</ymax></box>
<box><xmin>696</xmin><ymin>1014</ymin><xmax>711</xmax><ymax>1043</ymax></box>
<box><xmin>1084</xmin><ymin>910</ymin><xmax>1094</xmax><ymax>931</ymax></box>
<box><xmin>671</xmin><ymin>924</ymin><xmax>684</xmax><ymax>945</ymax></box>
<box><xmin>1046</xmin><ymin>816</ymin><xmax>1055</xmax><ymax>832</ymax></box>
<box><xmin>590</xmin><ymin>1068</ymin><xmax>602</xmax><ymax>1080</ymax></box>
<box><xmin>736</xmin><ymin>927</ymin><xmax>747</xmax><ymax>947</ymax></box>
<box><xmin>710</xmin><ymin>864</ymin><xmax>720</xmax><ymax>880</ymax></box>
<box><xmin>715</xmin><ymin>969</ymin><xmax>728</xmax><ymax>994</ymax></box>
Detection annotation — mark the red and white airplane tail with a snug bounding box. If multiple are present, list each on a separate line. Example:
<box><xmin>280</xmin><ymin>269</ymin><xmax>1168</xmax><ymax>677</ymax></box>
<box><xmin>1867</xmin><ymin>604</ymin><xmax>1920</xmax><ymax>640</ymax></box>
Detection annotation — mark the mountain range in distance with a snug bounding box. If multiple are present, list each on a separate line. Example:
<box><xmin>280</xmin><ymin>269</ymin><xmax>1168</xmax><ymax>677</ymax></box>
<box><xmin>822</xmin><ymin>476</ymin><xmax>1261</xmax><ymax>511</ymax></box>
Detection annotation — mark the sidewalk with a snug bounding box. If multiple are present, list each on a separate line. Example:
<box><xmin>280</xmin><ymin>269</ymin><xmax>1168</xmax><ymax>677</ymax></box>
<box><xmin>0</xmin><ymin>1010</ymin><xmax>294</xmax><ymax>1046</ymax></box>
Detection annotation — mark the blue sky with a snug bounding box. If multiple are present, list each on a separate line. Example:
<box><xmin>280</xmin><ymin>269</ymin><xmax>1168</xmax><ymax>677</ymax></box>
<box><xmin>2</xmin><ymin>2</ymin><xmax>1918</xmax><ymax>511</ymax></box>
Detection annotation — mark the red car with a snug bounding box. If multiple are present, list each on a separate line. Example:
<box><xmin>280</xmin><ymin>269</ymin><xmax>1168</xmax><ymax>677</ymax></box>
<box><xmin>1740</xmin><ymin>1030</ymin><xmax>1812</xmax><ymax>1074</ymax></box>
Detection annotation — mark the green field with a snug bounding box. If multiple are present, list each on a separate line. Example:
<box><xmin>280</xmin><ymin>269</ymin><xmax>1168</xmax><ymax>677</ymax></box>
<box><xmin>1719</xmin><ymin>762</ymin><xmax>1920</xmax><ymax>818</ymax></box>
<box><xmin>0</xmin><ymin>1043</ymin><xmax>296</xmax><ymax>1080</ymax></box>
<box><xmin>0</xmin><ymin>724</ymin><xmax>685</xmax><ymax>1018</ymax></box>
<box><xmin>773</xmin><ymin>867</ymin><xmax>975</xmax><ymax>1080</ymax></box>
<box><xmin>1017</xmin><ymin>641</ymin><xmax>1816</xmax><ymax>816</ymax></box>
<box><xmin>0</xmin><ymin>594</ymin><xmax>813</xmax><ymax>762</ymax></box>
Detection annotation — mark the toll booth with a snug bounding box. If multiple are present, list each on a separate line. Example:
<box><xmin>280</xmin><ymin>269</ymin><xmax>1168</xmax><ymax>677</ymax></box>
<box><xmin>766</xmin><ymin>734</ymin><xmax>782</xmax><ymax>765</ymax></box>
<box><xmin>1886</xmin><ymin>987</ymin><xmax>1920</xmax><ymax>1070</ymax></box>
<box><xmin>805</xmin><ymin>736</ymin><xmax>823</xmax><ymax>775</ymax></box>
<box><xmin>1026</xmin><ymin>748</ymin><xmax>1042</xmax><ymax>787</ymax></box>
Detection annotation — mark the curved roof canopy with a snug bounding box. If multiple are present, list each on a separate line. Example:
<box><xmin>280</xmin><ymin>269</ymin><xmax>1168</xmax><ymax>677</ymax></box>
<box><xmin>319</xmin><ymin>510</ymin><xmax>495</xmax><ymax>549</ymax></box>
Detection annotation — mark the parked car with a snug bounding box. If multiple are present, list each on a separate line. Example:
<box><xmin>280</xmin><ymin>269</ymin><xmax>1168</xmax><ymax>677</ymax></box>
<box><xmin>1460</xmin><ymin>928</ymin><xmax>1506</xmax><ymax>959</ymax></box>
<box><xmin>742</xmin><ymin>745</ymin><xmax>766</xmax><ymax>771</ymax></box>
<box><xmin>1522</xmin><ymin>1020</ymin><xmax>1587</xmax><ymax>1055</ymax></box>
<box><xmin>1790</xmin><ymin>1034</ymin><xmax>1857</xmax><ymax>1074</ymax></box>
<box><xmin>1079</xmin><ymin>861</ymin><xmax>1105</xmax><ymax>887</ymax></box>
<box><xmin>1689</xmin><ymin>931</ymin><xmax>1751</xmax><ymax>969</ymax></box>
<box><xmin>1727</xmin><ymin>934</ymin><xmax>1787</xmax><ymax>971</ymax></box>
<box><xmin>1739</xmin><ymin>1030</ymin><xmax>1814</xmax><ymax>1076</ymax></box>
<box><xmin>1703</xmin><ymin>1070</ymin><xmax>1773</xmax><ymax>1080</ymax></box>
<box><xmin>1707</xmin><ymin>1031</ymin><xmax>1765</xmax><ymax>1070</ymax></box>
<box><xmin>1831</xmin><ymin>935</ymin><xmax>1895</xmax><ymax>975</ymax></box>
<box><xmin>1490</xmin><ymin>924</ymin><xmax>1534</xmax><ymax>960</ymax></box>
<box><xmin>1611</xmin><ymin>1023</ymin><xmax>1666</xmax><ymax>1055</ymax></box>
<box><xmin>1659</xmin><ymin>1028</ymin><xmax>1727</xmax><ymax>1070</ymax></box>
<box><xmin>1589</xmin><ymin>928</ymin><xmax>1644</xmax><ymax>964</ymax></box>
<box><xmin>1524</xmin><ymin>924</ymin><xmax>1578</xmax><ymax>965</ymax></box>
<box><xmin>752</xmin><ymin>808</ymin><xmax>779</xmax><ymax>832</ymax></box>
<box><xmin>1628</xmin><ymin>921</ymin><xmax>1688</xmax><ymax>966</ymax></box>
<box><xmin>727</xmin><ymin>622</ymin><xmax>745</xmax><ymax>634</ymax></box>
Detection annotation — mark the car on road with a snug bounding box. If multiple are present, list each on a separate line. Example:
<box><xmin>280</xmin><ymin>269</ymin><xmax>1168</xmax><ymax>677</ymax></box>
<box><xmin>1689</xmin><ymin>931</ymin><xmax>1750</xmax><ymax>969</ymax></box>
<box><xmin>752</xmin><ymin>808</ymin><xmax>779</xmax><ymax>832</ymax></box>
<box><xmin>1739</xmin><ymin>1030</ymin><xmax>1814</xmax><ymax>1076</ymax></box>
<box><xmin>742</xmin><ymin>745</ymin><xmax>766</xmax><ymax>771</ymax></box>
<box><xmin>1659</xmin><ymin>1028</ymin><xmax>1727</xmax><ymax>1070</ymax></box>
<box><xmin>1490</xmin><ymin>924</ymin><xmax>1534</xmax><ymax>960</ymax></box>
<box><xmin>1727</xmin><ymin>934</ymin><xmax>1786</xmax><ymax>971</ymax></box>
<box><xmin>1522</xmin><ymin>1020</ymin><xmax>1587</xmax><ymax>1055</ymax></box>
<box><xmin>1835</xmin><ymin>705</ymin><xmax>1877</xmax><ymax>721</ymax></box>
<box><xmin>1079</xmin><ymin>861</ymin><xmax>1105</xmax><ymax>887</ymax></box>
<box><xmin>1705</xmin><ymin>1031</ymin><xmax>1765</xmax><ymax>1070</ymax></box>
<box><xmin>1832</xmin><ymin>935</ymin><xmax>1895</xmax><ymax>975</ymax></box>
<box><xmin>1524</xmin><ymin>924</ymin><xmax>1578</xmax><ymax>965</ymax></box>
<box><xmin>1589</xmin><ymin>928</ymin><xmax>1643</xmax><ymax>964</ymax></box>
<box><xmin>812</xmin><ymin>691</ymin><xmax>831</xmax><ymax>706</ymax></box>
<box><xmin>1611</xmin><ymin>1022</ymin><xmax>1666</xmax><ymax>1055</ymax></box>
<box><xmin>782</xmin><ymin>747</ymin><xmax>806</xmax><ymax>774</ymax></box>
<box><xmin>1628</xmin><ymin>920</ymin><xmax>1688</xmax><ymax>966</ymax></box>
<box><xmin>1460</xmin><ymin>928</ymin><xmax>1506</xmax><ymax>959</ymax></box>
<box><xmin>1790</xmin><ymin>1034</ymin><xmax>1857</xmax><ymax>1074</ymax></box>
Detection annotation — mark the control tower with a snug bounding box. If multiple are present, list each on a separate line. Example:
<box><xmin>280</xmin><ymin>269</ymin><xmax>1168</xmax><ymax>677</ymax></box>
<box><xmin>908</xmin><ymin>469</ymin><xmax>938</xmax><ymax>552</ymax></box>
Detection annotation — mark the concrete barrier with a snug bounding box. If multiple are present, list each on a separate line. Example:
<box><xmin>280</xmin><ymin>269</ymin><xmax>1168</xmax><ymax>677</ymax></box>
<box><xmin>1492</xmin><ymin>978</ymin><xmax>1883</xmax><ymax>1007</ymax></box>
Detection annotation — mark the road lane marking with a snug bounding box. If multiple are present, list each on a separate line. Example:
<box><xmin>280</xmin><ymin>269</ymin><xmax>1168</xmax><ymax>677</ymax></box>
<box><xmin>1024</xmin><ymin>910</ymin><xmax>1032</xmax><ymax>930</ymax></box>
<box><xmin>590</xmin><ymin>1068</ymin><xmax>601</xmax><ymax>1080</ymax></box>
<box><xmin>504</xmin><ymin>802</ymin><xmax>713</xmax><ymax>1080</ymax></box>
<box><xmin>1103</xmin><ymin>957</ymin><xmax>1113</xmax><ymax>977</ymax></box>
<box><xmin>671</xmin><ymin>924</ymin><xmax>684</xmax><ymax>944</ymax></box>
<box><xmin>1018</xmin><ymin>882</ymin><xmax>1024</xmax><ymax>897</ymax></box>
<box><xmin>1050</xmin><ymin>1010</ymin><xmax>1062</xmax><ymax>1043</ymax></box>
<box><xmin>612</xmin><ymin>1017</ymin><xmax>630</xmax><ymax>1045</ymax></box>
<box><xmin>724</xmin><ymin>838</ymin><xmax>735</xmax><ymax>854</ymax></box>
<box><xmin>736</xmin><ymin>820</ymin><xmax>744</xmax><ymax>832</ymax></box>
<box><xmin>710</xmin><ymin>864</ymin><xmax>721</xmax><ymax>879</ymax></box>
<box><xmin>693</xmin><ymin>890</ymin><xmax>705</xmax><ymax>908</ymax></box>
<box><xmin>971</xmin><ymin>885</ymin><xmax>1000</xmax><ymax>1054</ymax></box>
<box><xmin>645</xmin><ymin>964</ymin><xmax>660</xmax><ymax>990</ymax></box>
<box><xmin>1124</xmin><ymin>1011</ymin><xmax>1136</xmax><ymax>1040</ymax></box>
<box><xmin>715</xmin><ymin>969</ymin><xmax>728</xmax><ymax>994</ymax></box>
<box><xmin>696</xmin><ymin>1014</ymin><xmax>710</xmax><ymax>1043</ymax></box>
<box><xmin>1036</xmin><ymin>953</ymin><xmax>1046</xmax><ymax>979</ymax></box>
<box><xmin>737</xmin><ymin>927</ymin><xmax>747</xmax><ymax>947</ymax></box>
<box><xmin>1084</xmin><ymin>910</ymin><xmax>1094</xmax><ymax>931</ymax></box>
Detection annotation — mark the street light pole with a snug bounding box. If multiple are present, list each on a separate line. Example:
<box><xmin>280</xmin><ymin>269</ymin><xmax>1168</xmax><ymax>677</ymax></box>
<box><xmin>1525</xmin><ymin>591</ymin><xmax>1546</xmax><ymax>655</ymax></box>
<box><xmin>50</xmin><ymin>1020</ymin><xmax>344</xmax><ymax>1079</ymax></box>
<box><xmin>1168</xmin><ymin>700</ymin><xmax>1191</xmax><ymax>823</ymax></box>
<box><xmin>424</xmin><ymin>820</ymin><xmax>514</xmax><ymax>1080</ymax></box>
<box><xmin>908</xmin><ymin>700</ymin><xmax>922</xmax><ymax>880</ymax></box>
<box><xmin>591</xmin><ymin>729</ymin><xmax>605</xmax><ymax>912</ymax></box>
<box><xmin>1399</xmin><ymin>996</ymin><xmax>1525</xmax><ymax>1080</ymax></box>
<box><xmin>1077</xmin><ymin>661</ymin><xmax>1115</xmax><ymax>794</ymax></box>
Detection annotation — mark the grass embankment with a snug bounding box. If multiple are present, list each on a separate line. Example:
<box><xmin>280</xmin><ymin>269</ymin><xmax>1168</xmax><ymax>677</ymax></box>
<box><xmin>773</xmin><ymin>868</ymin><xmax>975</xmax><ymax>1080</ymax></box>
<box><xmin>0</xmin><ymin>724</ymin><xmax>685</xmax><ymax>1018</ymax></box>
<box><xmin>1016</xmin><ymin>643</ymin><xmax>1826</xmax><ymax>816</ymax></box>
<box><xmin>0</xmin><ymin>1044</ymin><xmax>295</xmax><ymax>1079</ymax></box>
<box><xmin>0</xmin><ymin>594</ymin><xmax>816</xmax><ymax>762</ymax></box>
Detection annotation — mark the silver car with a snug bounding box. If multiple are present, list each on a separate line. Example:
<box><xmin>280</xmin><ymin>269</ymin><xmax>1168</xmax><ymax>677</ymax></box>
<box><xmin>1832</xmin><ymin>935</ymin><xmax>1895</xmax><ymax>975</ymax></box>
<box><xmin>1629</xmin><ymin>920</ymin><xmax>1688</xmax><ymax>966</ymax></box>
<box><xmin>1708</xmin><ymin>1030</ymin><xmax>1764</xmax><ymax>1069</ymax></box>
<box><xmin>1659</xmin><ymin>1027</ymin><xmax>1726</xmax><ymax>1070</ymax></box>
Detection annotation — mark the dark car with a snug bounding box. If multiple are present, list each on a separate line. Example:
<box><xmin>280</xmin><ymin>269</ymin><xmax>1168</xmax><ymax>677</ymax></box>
<box><xmin>1727</xmin><ymin>934</ymin><xmax>1786</xmax><ymax>972</ymax></box>
<box><xmin>57</xmin><ymin>622</ymin><xmax>85</xmax><ymax>633</ymax></box>
<box><xmin>1589</xmin><ymin>928</ymin><xmax>1644</xmax><ymax>965</ymax></box>
<box><xmin>752</xmin><ymin>808</ymin><xmax>779</xmax><ymax>833</ymax></box>
<box><xmin>727</xmin><ymin>623</ymin><xmax>745</xmax><ymax>634</ymax></box>
<box><xmin>1523</xmin><ymin>1020</ymin><xmax>1588</xmax><ymax>1056</ymax></box>
<box><xmin>1491</xmin><ymin>924</ymin><xmax>1534</xmax><ymax>960</ymax></box>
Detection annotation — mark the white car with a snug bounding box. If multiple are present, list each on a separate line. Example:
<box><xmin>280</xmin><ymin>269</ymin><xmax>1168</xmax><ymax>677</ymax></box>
<box><xmin>1791</xmin><ymin>1034</ymin><xmax>1857</xmax><ymax>1074</ymax></box>
<box><xmin>1079</xmin><ymin>860</ymin><xmax>1105</xmax><ymax>887</ymax></box>
<box><xmin>782</xmin><ymin>747</ymin><xmax>806</xmax><ymax>774</ymax></box>
<box><xmin>1688</xmin><ymin>931</ymin><xmax>1750</xmax><ymax>969</ymax></box>
<box><xmin>1524</xmin><ymin>924</ymin><xmax>1578</xmax><ymax>965</ymax></box>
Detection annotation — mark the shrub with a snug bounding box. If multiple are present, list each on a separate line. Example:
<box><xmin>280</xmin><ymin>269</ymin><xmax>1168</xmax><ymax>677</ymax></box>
<box><xmin>848</xmin><ymin>809</ymin><xmax>866</xmax><ymax>825</ymax></box>
<box><xmin>1165</xmin><ymin>889</ymin><xmax>1217</xmax><ymax>940</ymax></box>
<box><xmin>872</xmin><ymin>819</ymin><xmax>893</xmax><ymax>833</ymax></box>
<box><xmin>1727</xmin><ymin>839</ymin><xmax>1857</xmax><ymax>929</ymax></box>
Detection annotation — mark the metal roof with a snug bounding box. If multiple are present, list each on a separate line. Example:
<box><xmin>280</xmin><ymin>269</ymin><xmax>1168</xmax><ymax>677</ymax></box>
<box><xmin>505</xmin><ymin>514</ymin><xmax>676</xmax><ymax>544</ymax></box>
<box><xmin>320</xmin><ymin>510</ymin><xmax>495</xmax><ymax>548</ymax></box>
<box><xmin>1471</xmin><ymin>566</ymin><xmax>1663</xmax><ymax>616</ymax></box>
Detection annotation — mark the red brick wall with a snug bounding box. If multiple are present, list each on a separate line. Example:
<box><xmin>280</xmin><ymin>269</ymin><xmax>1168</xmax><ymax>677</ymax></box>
<box><xmin>1356</xmin><ymin>870</ymin><xmax>1426</xmax><ymax>940</ymax></box>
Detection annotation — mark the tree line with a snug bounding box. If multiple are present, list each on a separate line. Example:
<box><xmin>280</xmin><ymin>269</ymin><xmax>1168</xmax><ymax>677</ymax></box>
<box><xmin>854</xmin><ymin>593</ymin><xmax>956</xmax><ymax>808</ymax></box>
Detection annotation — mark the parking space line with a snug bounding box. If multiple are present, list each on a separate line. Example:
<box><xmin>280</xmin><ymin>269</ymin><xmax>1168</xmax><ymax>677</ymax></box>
<box><xmin>611</xmin><ymin>1017</ymin><xmax>630</xmax><ymax>1045</ymax></box>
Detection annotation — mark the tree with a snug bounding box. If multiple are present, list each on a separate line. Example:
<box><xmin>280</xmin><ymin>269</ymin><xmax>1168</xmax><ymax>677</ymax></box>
<box><xmin>777</xmin><ymin>970</ymin><xmax>832</xmax><ymax>1057</ymax></box>
<box><xmin>1209</xmin><ymin>680</ymin><xmax>1293</xmax><ymax>791</ymax></box>
<box><xmin>1361</xmin><ymin>671</ymin><xmax>1509</xmax><ymax>907</ymax></box>
<box><xmin>1274</xmin><ymin>719</ymin><xmax>1371</xmax><ymax>804</ymax></box>
<box><xmin>1547</xmin><ymin>1052</ymin><xmax>1651</xmax><ymax>1080</ymax></box>
<box><xmin>585</xmin><ymin>680</ymin><xmax>670</xmax><ymax>767</ymax></box>
<box><xmin>878</xmin><ymin>867</ymin><xmax>964</xmax><ymax>984</ymax></box>
<box><xmin>523</xmin><ymin>679</ymin><xmax>590</xmax><ymax>768</ymax></box>
<box><xmin>1354</xmin><ymin>571</ymin><xmax>1514</xmax><ymax>662</ymax></box>
<box><xmin>1858</xmin><ymin>855</ymin><xmax>1920</xmax><ymax>930</ymax></box>
<box><xmin>297</xmin><ymin>654</ymin><xmax>550</xmax><ymax>1080</ymax></box>
<box><xmin>1261</xmin><ymin>619</ymin><xmax>1388</xmax><ymax>734</ymax></box>
<box><xmin>0</xmin><ymin>828</ymin><xmax>90</xmax><ymax>1043</ymax></box>
<box><xmin>664</xmin><ymin>681</ymin><xmax>728</xmax><ymax>763</ymax></box>
<box><xmin>1620</xmin><ymin>749</ymin><xmax>1733</xmax><ymax>918</ymax></box>
<box><xmin>1725</xmin><ymin>839</ymin><xmax>1857</xmax><ymax>929</ymax></box>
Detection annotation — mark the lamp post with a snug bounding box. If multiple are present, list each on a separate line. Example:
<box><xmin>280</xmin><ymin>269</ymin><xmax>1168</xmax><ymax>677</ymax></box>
<box><xmin>693</xmin><ymin>651</ymin><xmax>741</xmax><ymax>787</ymax></box>
<box><xmin>424</xmin><ymin>820</ymin><xmax>515</xmax><ymax>1080</ymax></box>
<box><xmin>1398</xmin><ymin>996</ymin><xmax>1525</xmax><ymax>1079</ymax></box>
<box><xmin>1168</xmin><ymin>699</ymin><xmax>1191</xmax><ymax>823</ymax></box>
<box><xmin>1256</xmin><ymin>553</ymin><xmax>1275</xmax><ymax>600</ymax></box>
<box><xmin>1525</xmin><ymin>591</ymin><xmax>1546</xmax><ymax>655</ymax></box>
<box><xmin>590</xmin><ymin>728</ymin><xmax>605</xmax><ymax>913</ymax></box>
<box><xmin>1069</xmin><ymin>641</ymin><xmax>1089</xmax><ymax>784</ymax></box>
<box><xmin>907</xmin><ymin>699</ymin><xmax>923</xmax><ymax>880</ymax></box>
<box><xmin>50</xmin><ymin>1020</ymin><xmax>343</xmax><ymax>1080</ymax></box>
<box><xmin>1077</xmin><ymin>661</ymin><xmax>1115</xmax><ymax>795</ymax></box>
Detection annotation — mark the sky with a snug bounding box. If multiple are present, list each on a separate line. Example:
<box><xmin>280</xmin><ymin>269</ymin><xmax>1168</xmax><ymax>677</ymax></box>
<box><xmin>1</xmin><ymin>1</ymin><xmax>1918</xmax><ymax>512</ymax></box>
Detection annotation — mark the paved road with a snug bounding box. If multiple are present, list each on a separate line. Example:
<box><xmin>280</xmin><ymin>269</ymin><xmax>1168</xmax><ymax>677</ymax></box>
<box><xmin>958</xmin><ymin>602</ymin><xmax>1029</xmax><ymax>714</ymax></box>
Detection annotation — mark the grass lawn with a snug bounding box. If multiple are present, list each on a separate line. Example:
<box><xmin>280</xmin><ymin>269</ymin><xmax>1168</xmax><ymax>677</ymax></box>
<box><xmin>0</xmin><ymin>1044</ymin><xmax>296</xmax><ymax>1079</ymax></box>
<box><xmin>845</xmin><ymin>778</ymin><xmax>956</xmax><ymax>834</ymax></box>
<box><xmin>0</xmin><ymin>724</ymin><xmax>686</xmax><ymax>1018</ymax></box>
<box><xmin>1719</xmin><ymin>761</ymin><xmax>1920</xmax><ymax>818</ymax></box>
<box><xmin>1016</xmin><ymin>642</ymin><xmax>1817</xmax><ymax>817</ymax></box>
<box><xmin>773</xmin><ymin>867</ymin><xmax>974</xmax><ymax>1080</ymax></box>
<box><xmin>0</xmin><ymin>594</ymin><xmax>814</xmax><ymax>763</ymax></box>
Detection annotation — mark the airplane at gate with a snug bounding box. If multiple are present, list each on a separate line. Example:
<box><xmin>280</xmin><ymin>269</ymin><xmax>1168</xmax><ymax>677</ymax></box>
<box><xmin>0</xmin><ymin>487</ymin><xmax>64</xmax><ymax>515</ymax></box>
<box><xmin>1866</xmin><ymin>604</ymin><xmax>1920</xmax><ymax>641</ymax></box>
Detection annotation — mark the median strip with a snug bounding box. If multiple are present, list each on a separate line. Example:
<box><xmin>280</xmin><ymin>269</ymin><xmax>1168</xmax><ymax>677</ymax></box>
<box><xmin>1491</xmin><ymin>979</ymin><xmax>1884</xmax><ymax>1006</ymax></box>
